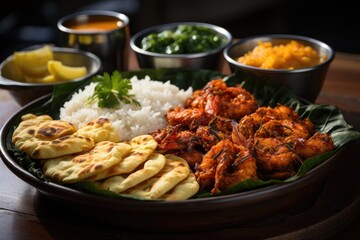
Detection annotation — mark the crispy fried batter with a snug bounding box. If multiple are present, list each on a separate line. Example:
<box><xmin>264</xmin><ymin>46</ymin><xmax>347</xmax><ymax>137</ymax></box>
<box><xmin>293</xmin><ymin>132</ymin><xmax>334</xmax><ymax>159</ymax></box>
<box><xmin>255</xmin><ymin>119</ymin><xmax>312</xmax><ymax>141</ymax></box>
<box><xmin>254</xmin><ymin>137</ymin><xmax>300</xmax><ymax>178</ymax></box>
<box><xmin>166</xmin><ymin>107</ymin><xmax>213</xmax><ymax>130</ymax></box>
<box><xmin>237</xmin><ymin>104</ymin><xmax>315</xmax><ymax>140</ymax></box>
<box><xmin>185</xmin><ymin>79</ymin><xmax>258</xmax><ymax>120</ymax></box>
<box><xmin>195</xmin><ymin>139</ymin><xmax>257</xmax><ymax>194</ymax></box>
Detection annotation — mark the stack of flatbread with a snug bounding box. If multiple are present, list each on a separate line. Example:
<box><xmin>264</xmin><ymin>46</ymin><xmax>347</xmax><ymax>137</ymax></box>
<box><xmin>12</xmin><ymin>113</ymin><xmax>199</xmax><ymax>201</ymax></box>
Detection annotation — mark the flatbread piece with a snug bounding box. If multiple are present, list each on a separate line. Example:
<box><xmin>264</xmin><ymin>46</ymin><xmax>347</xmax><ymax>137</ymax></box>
<box><xmin>123</xmin><ymin>154</ymin><xmax>190</xmax><ymax>200</ymax></box>
<box><xmin>76</xmin><ymin>117</ymin><xmax>120</xmax><ymax>143</ymax></box>
<box><xmin>88</xmin><ymin>135</ymin><xmax>158</xmax><ymax>181</ymax></box>
<box><xmin>96</xmin><ymin>152</ymin><xmax>166</xmax><ymax>193</ymax></box>
<box><xmin>42</xmin><ymin>141</ymin><xmax>132</xmax><ymax>183</ymax></box>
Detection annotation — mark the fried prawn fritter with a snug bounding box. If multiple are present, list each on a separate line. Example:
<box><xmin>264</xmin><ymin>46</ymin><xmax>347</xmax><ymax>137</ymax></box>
<box><xmin>254</xmin><ymin>137</ymin><xmax>300</xmax><ymax>179</ymax></box>
<box><xmin>214</xmin><ymin>143</ymin><xmax>257</xmax><ymax>194</ymax></box>
<box><xmin>165</xmin><ymin>107</ymin><xmax>213</xmax><ymax>130</ymax></box>
<box><xmin>175</xmin><ymin>148</ymin><xmax>204</xmax><ymax>171</ymax></box>
<box><xmin>154</xmin><ymin>124</ymin><xmax>200</xmax><ymax>151</ymax></box>
<box><xmin>254</xmin><ymin>131</ymin><xmax>335</xmax><ymax>180</ymax></box>
<box><xmin>293</xmin><ymin>132</ymin><xmax>335</xmax><ymax>159</ymax></box>
<box><xmin>185</xmin><ymin>79</ymin><xmax>258</xmax><ymax>120</ymax></box>
<box><xmin>195</xmin><ymin>139</ymin><xmax>257</xmax><ymax>194</ymax></box>
<box><xmin>237</xmin><ymin>104</ymin><xmax>315</xmax><ymax>140</ymax></box>
<box><xmin>165</xmin><ymin>107</ymin><xmax>233</xmax><ymax>132</ymax></box>
<box><xmin>195</xmin><ymin>125</ymin><xmax>226</xmax><ymax>152</ymax></box>
<box><xmin>255</xmin><ymin>119</ymin><xmax>312</xmax><ymax>141</ymax></box>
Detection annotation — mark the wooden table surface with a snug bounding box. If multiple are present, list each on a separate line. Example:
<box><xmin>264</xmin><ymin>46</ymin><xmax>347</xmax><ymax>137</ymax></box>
<box><xmin>0</xmin><ymin>51</ymin><xmax>359</xmax><ymax>240</ymax></box>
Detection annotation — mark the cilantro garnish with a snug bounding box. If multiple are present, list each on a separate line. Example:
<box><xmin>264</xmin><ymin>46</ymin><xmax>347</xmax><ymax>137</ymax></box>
<box><xmin>87</xmin><ymin>71</ymin><xmax>140</xmax><ymax>108</ymax></box>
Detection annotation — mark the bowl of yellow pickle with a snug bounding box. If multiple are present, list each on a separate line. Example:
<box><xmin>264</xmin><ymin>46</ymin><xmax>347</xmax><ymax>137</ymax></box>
<box><xmin>0</xmin><ymin>44</ymin><xmax>101</xmax><ymax>105</ymax></box>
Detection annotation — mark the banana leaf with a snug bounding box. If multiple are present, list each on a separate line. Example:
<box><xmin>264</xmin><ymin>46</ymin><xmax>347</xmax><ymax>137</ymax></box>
<box><xmin>7</xmin><ymin>68</ymin><xmax>360</xmax><ymax>199</ymax></box>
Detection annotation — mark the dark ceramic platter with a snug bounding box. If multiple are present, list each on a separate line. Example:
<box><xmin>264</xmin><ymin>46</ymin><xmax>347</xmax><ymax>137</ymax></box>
<box><xmin>0</xmin><ymin>94</ymin><xmax>349</xmax><ymax>232</ymax></box>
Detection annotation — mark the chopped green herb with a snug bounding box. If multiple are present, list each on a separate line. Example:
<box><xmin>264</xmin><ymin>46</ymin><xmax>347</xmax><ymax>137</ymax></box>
<box><xmin>87</xmin><ymin>71</ymin><xmax>140</xmax><ymax>108</ymax></box>
<box><xmin>141</xmin><ymin>25</ymin><xmax>225</xmax><ymax>54</ymax></box>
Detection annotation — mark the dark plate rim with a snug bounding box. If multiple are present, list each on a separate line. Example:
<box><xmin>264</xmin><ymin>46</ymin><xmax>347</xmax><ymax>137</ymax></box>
<box><xmin>0</xmin><ymin>93</ymin><xmax>347</xmax><ymax>211</ymax></box>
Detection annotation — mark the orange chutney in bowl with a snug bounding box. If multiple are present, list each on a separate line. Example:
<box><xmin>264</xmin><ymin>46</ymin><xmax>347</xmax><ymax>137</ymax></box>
<box><xmin>64</xmin><ymin>16</ymin><xmax>123</xmax><ymax>32</ymax></box>
<box><xmin>237</xmin><ymin>40</ymin><xmax>324</xmax><ymax>70</ymax></box>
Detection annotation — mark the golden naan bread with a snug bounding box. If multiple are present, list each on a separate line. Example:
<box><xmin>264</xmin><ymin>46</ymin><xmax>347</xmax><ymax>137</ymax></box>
<box><xmin>13</xmin><ymin>115</ymin><xmax>200</xmax><ymax>200</ymax></box>
<box><xmin>12</xmin><ymin>113</ymin><xmax>78</xmax><ymax>152</ymax></box>
<box><xmin>76</xmin><ymin>117</ymin><xmax>120</xmax><ymax>143</ymax></box>
<box><xmin>19</xmin><ymin>135</ymin><xmax>94</xmax><ymax>159</ymax></box>
<box><xmin>96</xmin><ymin>152</ymin><xmax>166</xmax><ymax>193</ymax></box>
<box><xmin>159</xmin><ymin>171</ymin><xmax>199</xmax><ymax>200</ymax></box>
<box><xmin>12</xmin><ymin>113</ymin><xmax>53</xmax><ymax>142</ymax></box>
<box><xmin>33</xmin><ymin>120</ymin><xmax>77</xmax><ymax>140</ymax></box>
<box><xmin>88</xmin><ymin>135</ymin><xmax>158</xmax><ymax>181</ymax></box>
<box><xmin>122</xmin><ymin>154</ymin><xmax>190</xmax><ymax>200</ymax></box>
<box><xmin>42</xmin><ymin>141</ymin><xmax>132</xmax><ymax>183</ymax></box>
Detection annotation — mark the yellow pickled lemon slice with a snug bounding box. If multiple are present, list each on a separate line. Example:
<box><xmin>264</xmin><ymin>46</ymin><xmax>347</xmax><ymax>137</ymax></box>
<box><xmin>24</xmin><ymin>75</ymin><xmax>55</xmax><ymax>83</ymax></box>
<box><xmin>13</xmin><ymin>45</ymin><xmax>53</xmax><ymax>77</ymax></box>
<box><xmin>47</xmin><ymin>60</ymin><xmax>87</xmax><ymax>81</ymax></box>
<box><xmin>2</xmin><ymin>58</ymin><xmax>25</xmax><ymax>82</ymax></box>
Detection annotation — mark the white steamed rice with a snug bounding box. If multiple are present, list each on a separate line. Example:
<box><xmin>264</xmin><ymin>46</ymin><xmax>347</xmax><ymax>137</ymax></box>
<box><xmin>59</xmin><ymin>75</ymin><xmax>193</xmax><ymax>141</ymax></box>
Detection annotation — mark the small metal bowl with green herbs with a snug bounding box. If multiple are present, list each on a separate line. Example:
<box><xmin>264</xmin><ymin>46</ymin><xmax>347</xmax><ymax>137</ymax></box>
<box><xmin>130</xmin><ymin>22</ymin><xmax>232</xmax><ymax>70</ymax></box>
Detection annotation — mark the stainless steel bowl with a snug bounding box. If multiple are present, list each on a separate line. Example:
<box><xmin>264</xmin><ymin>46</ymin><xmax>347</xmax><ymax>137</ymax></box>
<box><xmin>130</xmin><ymin>22</ymin><xmax>232</xmax><ymax>70</ymax></box>
<box><xmin>223</xmin><ymin>34</ymin><xmax>335</xmax><ymax>102</ymax></box>
<box><xmin>0</xmin><ymin>45</ymin><xmax>101</xmax><ymax>106</ymax></box>
<box><xmin>57</xmin><ymin>10</ymin><xmax>130</xmax><ymax>72</ymax></box>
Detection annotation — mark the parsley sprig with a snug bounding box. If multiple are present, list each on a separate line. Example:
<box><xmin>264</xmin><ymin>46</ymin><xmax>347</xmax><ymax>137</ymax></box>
<box><xmin>87</xmin><ymin>71</ymin><xmax>140</xmax><ymax>108</ymax></box>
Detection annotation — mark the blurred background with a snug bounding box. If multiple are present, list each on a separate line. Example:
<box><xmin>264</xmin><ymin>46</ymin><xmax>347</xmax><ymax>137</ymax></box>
<box><xmin>0</xmin><ymin>0</ymin><xmax>357</xmax><ymax>62</ymax></box>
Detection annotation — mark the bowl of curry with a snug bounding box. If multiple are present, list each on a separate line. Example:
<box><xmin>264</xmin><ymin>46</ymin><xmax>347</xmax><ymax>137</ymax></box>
<box><xmin>223</xmin><ymin>34</ymin><xmax>335</xmax><ymax>102</ymax></box>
